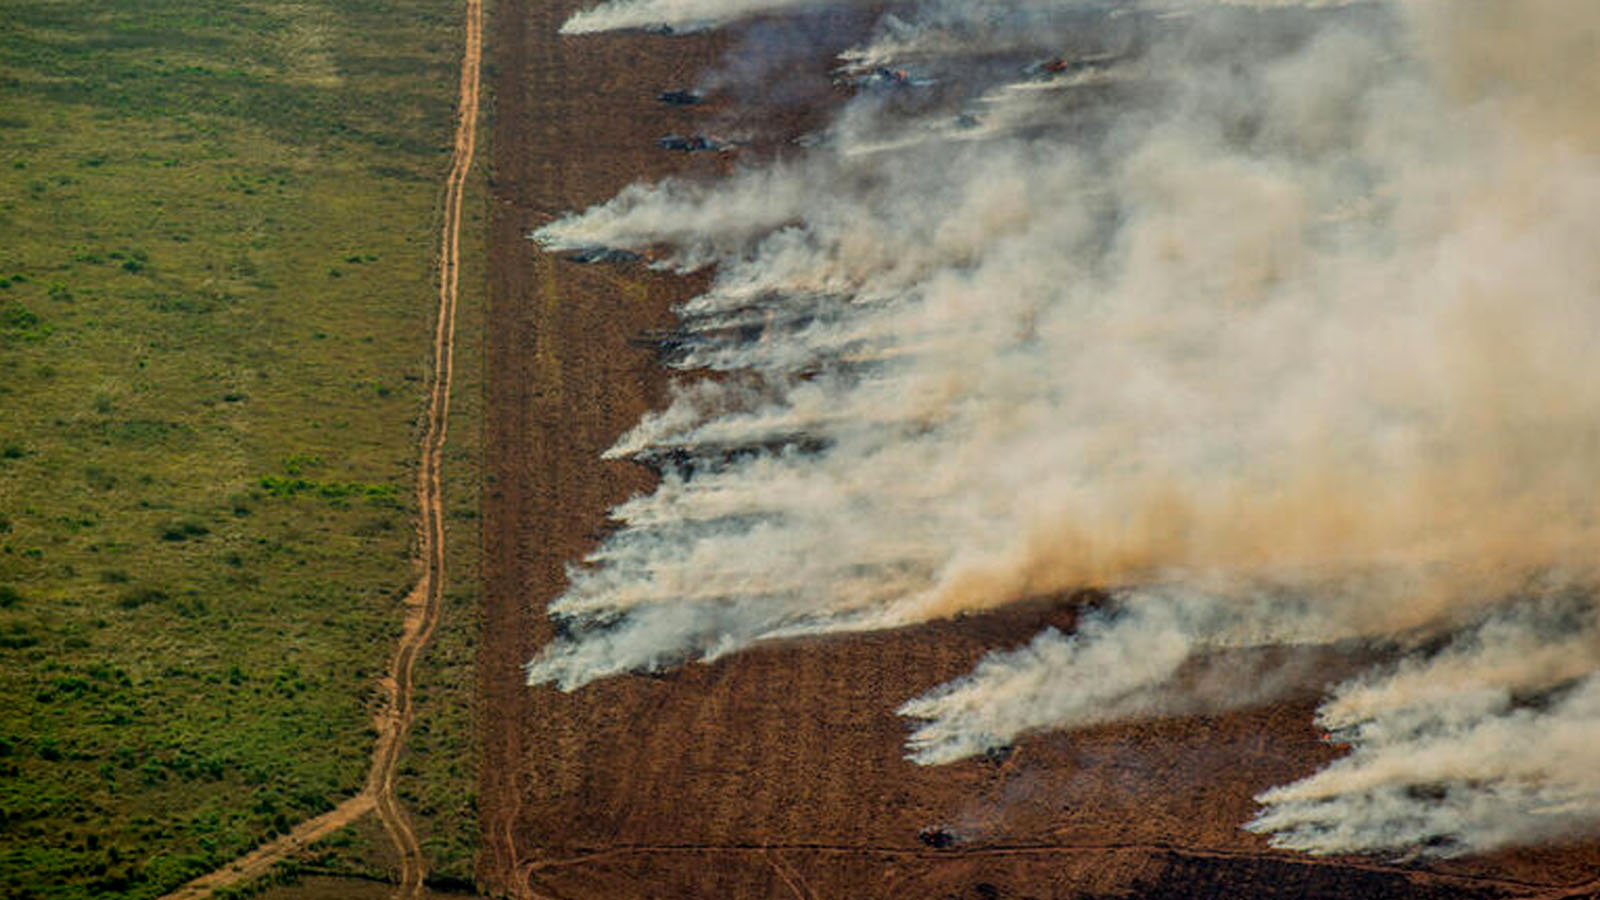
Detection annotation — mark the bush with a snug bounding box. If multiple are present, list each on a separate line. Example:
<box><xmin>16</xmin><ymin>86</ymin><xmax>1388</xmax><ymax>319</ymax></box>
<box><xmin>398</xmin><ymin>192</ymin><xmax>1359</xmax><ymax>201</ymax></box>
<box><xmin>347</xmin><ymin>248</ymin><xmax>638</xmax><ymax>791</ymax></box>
<box><xmin>0</xmin><ymin>586</ymin><xmax>22</xmax><ymax>608</ymax></box>
<box><xmin>0</xmin><ymin>302</ymin><xmax>50</xmax><ymax>341</ymax></box>
<box><xmin>158</xmin><ymin>521</ymin><xmax>208</xmax><ymax>542</ymax></box>
<box><xmin>118</xmin><ymin>587</ymin><xmax>167</xmax><ymax>610</ymax></box>
<box><xmin>83</xmin><ymin>466</ymin><xmax>117</xmax><ymax>490</ymax></box>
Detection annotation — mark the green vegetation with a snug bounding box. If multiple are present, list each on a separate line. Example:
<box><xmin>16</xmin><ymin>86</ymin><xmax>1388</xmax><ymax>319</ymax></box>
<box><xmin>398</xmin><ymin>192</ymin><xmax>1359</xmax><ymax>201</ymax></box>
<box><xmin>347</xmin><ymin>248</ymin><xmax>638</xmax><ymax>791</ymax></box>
<box><xmin>0</xmin><ymin>0</ymin><xmax>480</xmax><ymax>896</ymax></box>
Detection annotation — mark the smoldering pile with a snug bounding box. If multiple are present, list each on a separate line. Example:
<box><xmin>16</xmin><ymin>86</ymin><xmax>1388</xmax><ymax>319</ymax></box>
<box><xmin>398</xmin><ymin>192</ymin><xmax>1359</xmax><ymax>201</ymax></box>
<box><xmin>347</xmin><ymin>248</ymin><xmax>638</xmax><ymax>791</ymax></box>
<box><xmin>529</xmin><ymin>0</ymin><xmax>1600</xmax><ymax>858</ymax></box>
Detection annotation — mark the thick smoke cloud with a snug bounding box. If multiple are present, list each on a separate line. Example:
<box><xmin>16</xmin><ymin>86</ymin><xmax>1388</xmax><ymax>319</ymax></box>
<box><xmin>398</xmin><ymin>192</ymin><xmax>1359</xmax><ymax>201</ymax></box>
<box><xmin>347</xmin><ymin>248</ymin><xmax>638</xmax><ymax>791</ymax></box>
<box><xmin>532</xmin><ymin>0</ymin><xmax>1600</xmax><ymax>856</ymax></box>
<box><xmin>899</xmin><ymin>587</ymin><xmax>1363</xmax><ymax>765</ymax></box>
<box><xmin>1248</xmin><ymin>596</ymin><xmax>1600</xmax><ymax>855</ymax></box>
<box><xmin>560</xmin><ymin>0</ymin><xmax>852</xmax><ymax>34</ymax></box>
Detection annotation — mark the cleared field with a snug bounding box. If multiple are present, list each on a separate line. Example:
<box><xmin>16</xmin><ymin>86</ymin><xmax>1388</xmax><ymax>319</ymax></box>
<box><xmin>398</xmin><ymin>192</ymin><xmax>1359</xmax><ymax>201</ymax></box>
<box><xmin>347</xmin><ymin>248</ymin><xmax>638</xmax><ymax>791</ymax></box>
<box><xmin>0</xmin><ymin>0</ymin><xmax>479</xmax><ymax>896</ymax></box>
<box><xmin>479</xmin><ymin>3</ymin><xmax>1600</xmax><ymax>899</ymax></box>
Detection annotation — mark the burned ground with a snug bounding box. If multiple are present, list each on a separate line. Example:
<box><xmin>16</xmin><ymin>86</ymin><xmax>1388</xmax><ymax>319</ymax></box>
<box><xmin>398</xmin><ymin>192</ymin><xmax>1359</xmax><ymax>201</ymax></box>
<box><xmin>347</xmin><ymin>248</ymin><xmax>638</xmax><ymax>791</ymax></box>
<box><xmin>477</xmin><ymin>2</ymin><xmax>1600</xmax><ymax>897</ymax></box>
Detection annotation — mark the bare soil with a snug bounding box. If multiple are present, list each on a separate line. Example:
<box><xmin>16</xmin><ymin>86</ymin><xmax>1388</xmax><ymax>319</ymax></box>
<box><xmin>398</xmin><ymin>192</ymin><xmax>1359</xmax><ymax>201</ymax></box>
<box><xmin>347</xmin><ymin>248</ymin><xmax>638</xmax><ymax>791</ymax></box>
<box><xmin>259</xmin><ymin>875</ymin><xmax>469</xmax><ymax>900</ymax></box>
<box><xmin>477</xmin><ymin>3</ymin><xmax>1600</xmax><ymax>898</ymax></box>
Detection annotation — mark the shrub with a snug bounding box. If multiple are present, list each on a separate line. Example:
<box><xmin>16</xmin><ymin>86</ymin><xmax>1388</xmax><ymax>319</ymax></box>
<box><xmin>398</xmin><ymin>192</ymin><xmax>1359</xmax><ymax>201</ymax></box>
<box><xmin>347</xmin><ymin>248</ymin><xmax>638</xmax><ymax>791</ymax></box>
<box><xmin>158</xmin><ymin>521</ymin><xmax>208</xmax><ymax>542</ymax></box>
<box><xmin>84</xmin><ymin>466</ymin><xmax>117</xmax><ymax>490</ymax></box>
<box><xmin>118</xmin><ymin>587</ymin><xmax>167</xmax><ymax>610</ymax></box>
<box><xmin>0</xmin><ymin>302</ymin><xmax>50</xmax><ymax>341</ymax></box>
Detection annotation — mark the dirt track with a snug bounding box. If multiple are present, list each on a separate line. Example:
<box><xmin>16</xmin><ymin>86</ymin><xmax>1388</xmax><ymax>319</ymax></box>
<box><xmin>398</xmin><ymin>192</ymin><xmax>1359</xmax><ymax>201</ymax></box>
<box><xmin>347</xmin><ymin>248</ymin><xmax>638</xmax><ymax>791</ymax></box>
<box><xmin>159</xmin><ymin>0</ymin><xmax>482</xmax><ymax>896</ymax></box>
<box><xmin>476</xmin><ymin>3</ymin><xmax>1600</xmax><ymax>899</ymax></box>
<box><xmin>367</xmin><ymin>0</ymin><xmax>482</xmax><ymax>891</ymax></box>
<box><xmin>159</xmin><ymin>798</ymin><xmax>378</xmax><ymax>900</ymax></box>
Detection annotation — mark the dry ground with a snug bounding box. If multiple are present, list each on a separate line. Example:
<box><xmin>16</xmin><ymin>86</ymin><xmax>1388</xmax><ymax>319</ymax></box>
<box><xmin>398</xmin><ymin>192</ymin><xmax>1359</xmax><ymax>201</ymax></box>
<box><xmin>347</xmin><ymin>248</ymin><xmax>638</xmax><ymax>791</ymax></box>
<box><xmin>477</xmin><ymin>2</ymin><xmax>1600</xmax><ymax>897</ymax></box>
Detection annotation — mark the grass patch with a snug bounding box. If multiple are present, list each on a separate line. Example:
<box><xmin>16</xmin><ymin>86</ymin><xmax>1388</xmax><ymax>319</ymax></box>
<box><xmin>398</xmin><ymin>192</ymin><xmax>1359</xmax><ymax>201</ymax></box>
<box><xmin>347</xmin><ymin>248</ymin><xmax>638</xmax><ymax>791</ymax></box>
<box><xmin>257</xmin><ymin>476</ymin><xmax>399</xmax><ymax>506</ymax></box>
<box><xmin>0</xmin><ymin>0</ymin><xmax>479</xmax><ymax>896</ymax></box>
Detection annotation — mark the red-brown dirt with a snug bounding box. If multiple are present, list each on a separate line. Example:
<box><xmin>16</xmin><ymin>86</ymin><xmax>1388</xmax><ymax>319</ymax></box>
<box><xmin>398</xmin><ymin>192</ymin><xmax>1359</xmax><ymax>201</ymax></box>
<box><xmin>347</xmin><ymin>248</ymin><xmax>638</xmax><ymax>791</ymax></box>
<box><xmin>476</xmin><ymin>3</ymin><xmax>1600</xmax><ymax>899</ymax></box>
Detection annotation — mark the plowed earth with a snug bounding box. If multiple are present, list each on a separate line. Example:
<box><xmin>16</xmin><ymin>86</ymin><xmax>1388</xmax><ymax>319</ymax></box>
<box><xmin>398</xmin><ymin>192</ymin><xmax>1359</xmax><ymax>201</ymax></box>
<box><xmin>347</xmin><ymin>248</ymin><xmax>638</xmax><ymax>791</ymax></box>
<box><xmin>477</xmin><ymin>2</ymin><xmax>1600</xmax><ymax>898</ymax></box>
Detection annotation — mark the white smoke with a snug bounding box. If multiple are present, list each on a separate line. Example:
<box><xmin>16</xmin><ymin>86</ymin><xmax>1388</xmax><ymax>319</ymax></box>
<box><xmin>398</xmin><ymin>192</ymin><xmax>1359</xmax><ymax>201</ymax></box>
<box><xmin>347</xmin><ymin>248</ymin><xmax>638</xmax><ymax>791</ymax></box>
<box><xmin>531</xmin><ymin>0</ymin><xmax>1600</xmax><ymax>856</ymax></box>
<box><xmin>558</xmin><ymin>0</ymin><xmax>1363</xmax><ymax>38</ymax></box>
<box><xmin>1248</xmin><ymin>597</ymin><xmax>1600</xmax><ymax>856</ymax></box>
<box><xmin>560</xmin><ymin>0</ymin><xmax>844</xmax><ymax>34</ymax></box>
<box><xmin>900</xmin><ymin>586</ymin><xmax>1363</xmax><ymax>765</ymax></box>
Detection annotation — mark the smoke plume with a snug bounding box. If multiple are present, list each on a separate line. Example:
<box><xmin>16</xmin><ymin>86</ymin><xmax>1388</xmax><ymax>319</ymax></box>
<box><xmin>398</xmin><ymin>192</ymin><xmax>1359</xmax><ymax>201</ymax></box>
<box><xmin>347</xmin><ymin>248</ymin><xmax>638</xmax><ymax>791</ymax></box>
<box><xmin>532</xmin><ymin>0</ymin><xmax>1600</xmax><ymax>856</ymax></box>
<box><xmin>559</xmin><ymin>0</ymin><xmax>843</xmax><ymax>34</ymax></box>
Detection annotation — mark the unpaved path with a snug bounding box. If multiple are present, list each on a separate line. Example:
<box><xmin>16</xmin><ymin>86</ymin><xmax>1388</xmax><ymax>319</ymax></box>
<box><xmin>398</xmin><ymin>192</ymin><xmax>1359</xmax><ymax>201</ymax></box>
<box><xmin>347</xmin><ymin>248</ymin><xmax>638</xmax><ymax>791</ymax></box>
<box><xmin>370</xmin><ymin>0</ymin><xmax>481</xmax><ymax>890</ymax></box>
<box><xmin>159</xmin><ymin>797</ymin><xmax>377</xmax><ymax>900</ymax></box>
<box><xmin>158</xmin><ymin>0</ymin><xmax>482</xmax><ymax>896</ymax></box>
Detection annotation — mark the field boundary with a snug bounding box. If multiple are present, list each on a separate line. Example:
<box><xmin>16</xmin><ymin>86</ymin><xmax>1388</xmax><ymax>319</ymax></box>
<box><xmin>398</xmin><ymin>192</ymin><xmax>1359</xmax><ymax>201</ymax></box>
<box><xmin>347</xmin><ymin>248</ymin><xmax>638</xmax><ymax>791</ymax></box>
<box><xmin>517</xmin><ymin>840</ymin><xmax>1595</xmax><ymax>899</ymax></box>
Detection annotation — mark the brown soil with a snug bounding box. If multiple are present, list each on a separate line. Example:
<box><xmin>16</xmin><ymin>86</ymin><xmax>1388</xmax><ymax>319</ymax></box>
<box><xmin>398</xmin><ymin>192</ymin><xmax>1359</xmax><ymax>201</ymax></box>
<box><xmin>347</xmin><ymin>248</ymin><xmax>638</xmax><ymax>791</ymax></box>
<box><xmin>476</xmin><ymin>3</ymin><xmax>1600</xmax><ymax>899</ymax></box>
<box><xmin>259</xmin><ymin>875</ymin><xmax>468</xmax><ymax>900</ymax></box>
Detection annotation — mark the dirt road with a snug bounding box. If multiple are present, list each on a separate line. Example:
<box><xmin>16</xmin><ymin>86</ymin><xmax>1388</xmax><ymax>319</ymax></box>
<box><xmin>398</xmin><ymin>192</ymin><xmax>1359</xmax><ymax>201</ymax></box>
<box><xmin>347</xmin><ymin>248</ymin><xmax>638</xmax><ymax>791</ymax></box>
<box><xmin>158</xmin><ymin>0</ymin><xmax>482</xmax><ymax>896</ymax></box>
<box><xmin>158</xmin><ymin>798</ymin><xmax>377</xmax><ymax>900</ymax></box>
<box><xmin>367</xmin><ymin>0</ymin><xmax>482</xmax><ymax>891</ymax></box>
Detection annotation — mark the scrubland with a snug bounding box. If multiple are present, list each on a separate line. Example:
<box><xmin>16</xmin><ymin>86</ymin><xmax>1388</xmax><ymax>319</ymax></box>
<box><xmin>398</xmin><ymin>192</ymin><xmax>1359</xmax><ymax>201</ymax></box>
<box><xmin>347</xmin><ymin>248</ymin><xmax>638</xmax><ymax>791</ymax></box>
<box><xmin>0</xmin><ymin>0</ymin><xmax>480</xmax><ymax>895</ymax></box>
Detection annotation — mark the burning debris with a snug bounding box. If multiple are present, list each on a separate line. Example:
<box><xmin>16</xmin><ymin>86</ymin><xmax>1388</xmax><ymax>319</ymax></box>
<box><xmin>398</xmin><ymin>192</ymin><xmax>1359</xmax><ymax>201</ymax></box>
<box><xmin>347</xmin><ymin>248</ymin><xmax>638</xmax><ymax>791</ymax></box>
<box><xmin>1023</xmin><ymin>53</ymin><xmax>1123</xmax><ymax>83</ymax></box>
<box><xmin>1317</xmin><ymin>730</ymin><xmax>1354</xmax><ymax>751</ymax></box>
<box><xmin>623</xmin><ymin>22</ymin><xmax>704</xmax><ymax>36</ymax></box>
<box><xmin>563</xmin><ymin>247</ymin><xmax>645</xmax><ymax>265</ymax></box>
<box><xmin>656</xmin><ymin>133</ymin><xmax>737</xmax><ymax>152</ymax></box>
<box><xmin>917</xmin><ymin>825</ymin><xmax>957</xmax><ymax>849</ymax></box>
<box><xmin>657</xmin><ymin>89</ymin><xmax>704</xmax><ymax>106</ymax></box>
<box><xmin>982</xmin><ymin>744</ymin><xmax>1013</xmax><ymax>765</ymax></box>
<box><xmin>841</xmin><ymin>66</ymin><xmax>933</xmax><ymax>91</ymax></box>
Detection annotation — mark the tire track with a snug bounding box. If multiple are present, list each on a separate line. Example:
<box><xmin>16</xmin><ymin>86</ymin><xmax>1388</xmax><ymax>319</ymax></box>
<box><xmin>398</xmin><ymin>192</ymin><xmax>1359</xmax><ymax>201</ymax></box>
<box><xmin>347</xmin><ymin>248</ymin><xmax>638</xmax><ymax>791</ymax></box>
<box><xmin>158</xmin><ymin>797</ymin><xmax>377</xmax><ymax>900</ymax></box>
<box><xmin>372</xmin><ymin>0</ymin><xmax>482</xmax><ymax>890</ymax></box>
<box><xmin>157</xmin><ymin>0</ymin><xmax>482</xmax><ymax>895</ymax></box>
